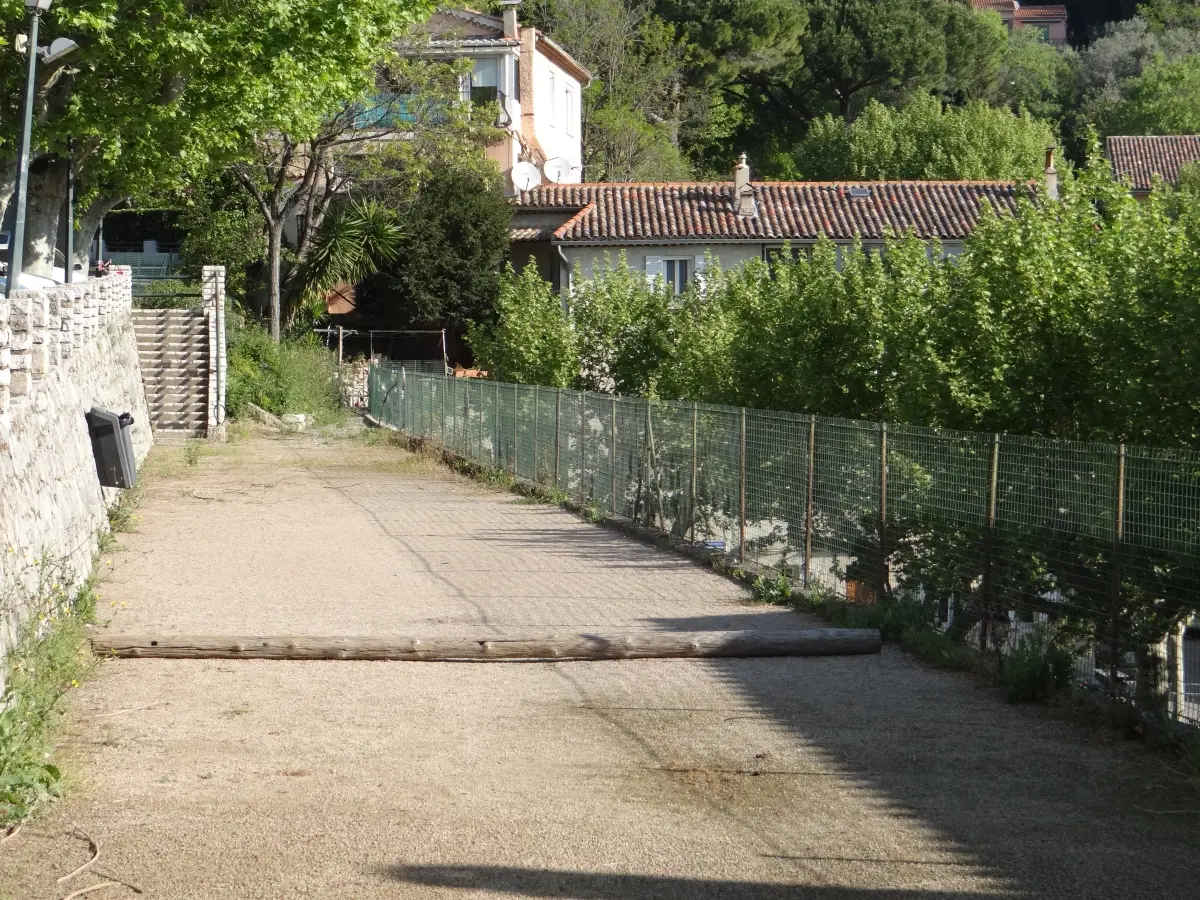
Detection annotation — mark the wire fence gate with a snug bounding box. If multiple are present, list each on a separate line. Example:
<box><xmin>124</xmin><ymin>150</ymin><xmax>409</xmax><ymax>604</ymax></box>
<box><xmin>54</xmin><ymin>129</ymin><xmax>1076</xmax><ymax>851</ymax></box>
<box><xmin>368</xmin><ymin>364</ymin><xmax>1200</xmax><ymax>726</ymax></box>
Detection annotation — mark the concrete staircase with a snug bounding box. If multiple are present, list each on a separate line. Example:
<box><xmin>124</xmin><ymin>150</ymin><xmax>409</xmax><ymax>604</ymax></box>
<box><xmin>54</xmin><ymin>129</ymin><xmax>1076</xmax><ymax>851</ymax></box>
<box><xmin>133</xmin><ymin>309</ymin><xmax>210</xmax><ymax>435</ymax></box>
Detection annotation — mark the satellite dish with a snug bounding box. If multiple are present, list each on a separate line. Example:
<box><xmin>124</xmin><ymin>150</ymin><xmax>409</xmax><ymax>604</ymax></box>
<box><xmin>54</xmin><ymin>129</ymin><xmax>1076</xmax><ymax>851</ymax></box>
<box><xmin>543</xmin><ymin>157</ymin><xmax>572</xmax><ymax>184</ymax></box>
<box><xmin>511</xmin><ymin>161</ymin><xmax>542</xmax><ymax>192</ymax></box>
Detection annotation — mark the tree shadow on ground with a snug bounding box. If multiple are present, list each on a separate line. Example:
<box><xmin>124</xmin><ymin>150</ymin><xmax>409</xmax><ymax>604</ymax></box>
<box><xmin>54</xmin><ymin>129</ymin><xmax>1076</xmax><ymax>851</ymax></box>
<box><xmin>625</xmin><ymin>616</ymin><xmax>1200</xmax><ymax>900</ymax></box>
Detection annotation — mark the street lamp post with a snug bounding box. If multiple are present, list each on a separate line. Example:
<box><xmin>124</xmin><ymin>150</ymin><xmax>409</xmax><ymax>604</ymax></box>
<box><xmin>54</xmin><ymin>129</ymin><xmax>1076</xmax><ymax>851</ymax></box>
<box><xmin>4</xmin><ymin>0</ymin><xmax>54</xmax><ymax>299</ymax></box>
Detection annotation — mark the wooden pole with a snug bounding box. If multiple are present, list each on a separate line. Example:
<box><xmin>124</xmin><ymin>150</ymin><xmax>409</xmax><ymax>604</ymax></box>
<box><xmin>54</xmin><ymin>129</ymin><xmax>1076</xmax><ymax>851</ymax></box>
<box><xmin>878</xmin><ymin>423</ymin><xmax>888</xmax><ymax>600</ymax></box>
<box><xmin>1109</xmin><ymin>443</ymin><xmax>1126</xmax><ymax>697</ymax></box>
<box><xmin>739</xmin><ymin>407</ymin><xmax>747</xmax><ymax>563</ymax></box>
<box><xmin>337</xmin><ymin>325</ymin><xmax>344</xmax><ymax>369</ymax></box>
<box><xmin>804</xmin><ymin>416</ymin><xmax>816</xmax><ymax>588</ymax></box>
<box><xmin>92</xmin><ymin>628</ymin><xmax>883</xmax><ymax>662</ymax></box>
<box><xmin>610</xmin><ymin>395</ymin><xmax>618</xmax><ymax>516</ymax></box>
<box><xmin>690</xmin><ymin>402</ymin><xmax>698</xmax><ymax>543</ymax></box>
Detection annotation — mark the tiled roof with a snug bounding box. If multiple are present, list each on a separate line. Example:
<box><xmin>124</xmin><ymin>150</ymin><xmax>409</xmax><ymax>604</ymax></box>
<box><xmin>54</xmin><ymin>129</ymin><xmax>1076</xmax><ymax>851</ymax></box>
<box><xmin>970</xmin><ymin>0</ymin><xmax>1067</xmax><ymax>15</ymax></box>
<box><xmin>512</xmin><ymin>181</ymin><xmax>1031</xmax><ymax>243</ymax></box>
<box><xmin>1106</xmin><ymin>135</ymin><xmax>1200</xmax><ymax>191</ymax></box>
<box><xmin>1015</xmin><ymin>6</ymin><xmax>1067</xmax><ymax>20</ymax></box>
<box><xmin>509</xmin><ymin>226</ymin><xmax>555</xmax><ymax>242</ymax></box>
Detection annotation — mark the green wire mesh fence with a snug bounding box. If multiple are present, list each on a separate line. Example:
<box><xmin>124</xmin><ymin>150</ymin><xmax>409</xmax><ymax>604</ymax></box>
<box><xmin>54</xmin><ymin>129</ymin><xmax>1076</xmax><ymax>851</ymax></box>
<box><xmin>369</xmin><ymin>364</ymin><xmax>1200</xmax><ymax>725</ymax></box>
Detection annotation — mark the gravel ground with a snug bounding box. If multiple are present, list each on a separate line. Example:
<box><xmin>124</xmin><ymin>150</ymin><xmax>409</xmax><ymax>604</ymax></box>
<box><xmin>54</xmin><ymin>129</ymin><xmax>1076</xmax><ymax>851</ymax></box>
<box><xmin>2</xmin><ymin>427</ymin><xmax>1196</xmax><ymax>900</ymax></box>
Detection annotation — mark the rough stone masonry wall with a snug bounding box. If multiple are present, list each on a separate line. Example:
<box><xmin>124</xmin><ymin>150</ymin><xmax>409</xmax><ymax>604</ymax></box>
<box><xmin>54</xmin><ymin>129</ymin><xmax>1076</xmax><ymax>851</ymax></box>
<box><xmin>0</xmin><ymin>268</ymin><xmax>151</xmax><ymax>660</ymax></box>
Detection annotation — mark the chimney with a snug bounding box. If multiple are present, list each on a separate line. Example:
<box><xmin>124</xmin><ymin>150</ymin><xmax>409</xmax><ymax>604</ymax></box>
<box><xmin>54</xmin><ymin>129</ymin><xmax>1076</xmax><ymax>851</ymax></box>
<box><xmin>501</xmin><ymin>0</ymin><xmax>520</xmax><ymax>39</ymax></box>
<box><xmin>734</xmin><ymin>153</ymin><xmax>756</xmax><ymax>217</ymax></box>
<box><xmin>1044</xmin><ymin>146</ymin><xmax>1059</xmax><ymax>201</ymax></box>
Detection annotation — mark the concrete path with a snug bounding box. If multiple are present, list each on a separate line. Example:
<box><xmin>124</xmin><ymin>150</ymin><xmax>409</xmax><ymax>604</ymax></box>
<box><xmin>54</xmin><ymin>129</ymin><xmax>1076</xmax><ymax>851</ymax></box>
<box><xmin>2</xmin><ymin>427</ymin><xmax>1197</xmax><ymax>899</ymax></box>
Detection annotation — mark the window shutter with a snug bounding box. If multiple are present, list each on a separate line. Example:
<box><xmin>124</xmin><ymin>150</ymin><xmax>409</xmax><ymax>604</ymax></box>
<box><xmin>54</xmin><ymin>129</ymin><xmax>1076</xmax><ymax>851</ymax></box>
<box><xmin>693</xmin><ymin>254</ymin><xmax>708</xmax><ymax>293</ymax></box>
<box><xmin>644</xmin><ymin>255</ymin><xmax>664</xmax><ymax>283</ymax></box>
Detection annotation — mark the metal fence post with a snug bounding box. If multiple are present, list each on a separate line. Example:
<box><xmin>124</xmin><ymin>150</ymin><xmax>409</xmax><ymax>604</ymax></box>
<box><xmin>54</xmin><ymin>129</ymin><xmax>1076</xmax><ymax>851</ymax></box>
<box><xmin>878</xmin><ymin>422</ymin><xmax>888</xmax><ymax>599</ymax></box>
<box><xmin>440</xmin><ymin>375</ymin><xmax>446</xmax><ymax>446</ymax></box>
<box><xmin>579</xmin><ymin>392</ymin><xmax>588</xmax><ymax>501</ymax></box>
<box><xmin>554</xmin><ymin>388</ymin><xmax>561</xmax><ymax>488</ymax></box>
<box><xmin>1109</xmin><ymin>443</ymin><xmax>1126</xmax><ymax>698</ymax></box>
<box><xmin>804</xmin><ymin>416</ymin><xmax>816</xmax><ymax>588</ymax></box>
<box><xmin>739</xmin><ymin>407</ymin><xmax>747</xmax><ymax>564</ymax></box>
<box><xmin>512</xmin><ymin>385</ymin><xmax>519</xmax><ymax>477</ymax></box>
<box><xmin>610</xmin><ymin>395</ymin><xmax>618</xmax><ymax>516</ymax></box>
<box><xmin>533</xmin><ymin>384</ymin><xmax>539</xmax><ymax>483</ymax></box>
<box><xmin>690</xmin><ymin>402</ymin><xmax>698</xmax><ymax>543</ymax></box>
<box><xmin>493</xmin><ymin>380</ymin><xmax>499</xmax><ymax>466</ymax></box>
<box><xmin>981</xmin><ymin>433</ymin><xmax>1001</xmax><ymax>652</ymax></box>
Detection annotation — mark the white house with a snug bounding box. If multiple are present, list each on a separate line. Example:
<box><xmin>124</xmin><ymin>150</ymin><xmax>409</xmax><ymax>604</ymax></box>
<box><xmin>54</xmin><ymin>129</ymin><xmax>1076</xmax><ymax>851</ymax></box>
<box><xmin>509</xmin><ymin>155</ymin><xmax>1042</xmax><ymax>293</ymax></box>
<box><xmin>418</xmin><ymin>3</ymin><xmax>591</xmax><ymax>194</ymax></box>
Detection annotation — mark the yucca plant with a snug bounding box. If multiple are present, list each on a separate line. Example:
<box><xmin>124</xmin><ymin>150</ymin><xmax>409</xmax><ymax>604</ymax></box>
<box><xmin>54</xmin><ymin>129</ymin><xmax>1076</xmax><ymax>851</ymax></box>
<box><xmin>296</xmin><ymin>199</ymin><xmax>405</xmax><ymax>318</ymax></box>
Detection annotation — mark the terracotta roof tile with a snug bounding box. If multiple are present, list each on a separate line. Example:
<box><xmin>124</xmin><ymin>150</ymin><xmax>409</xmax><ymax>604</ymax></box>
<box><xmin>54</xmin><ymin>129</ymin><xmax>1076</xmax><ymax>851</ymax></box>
<box><xmin>513</xmin><ymin>181</ymin><xmax>1031</xmax><ymax>243</ymax></box>
<box><xmin>1106</xmin><ymin>135</ymin><xmax>1200</xmax><ymax>191</ymax></box>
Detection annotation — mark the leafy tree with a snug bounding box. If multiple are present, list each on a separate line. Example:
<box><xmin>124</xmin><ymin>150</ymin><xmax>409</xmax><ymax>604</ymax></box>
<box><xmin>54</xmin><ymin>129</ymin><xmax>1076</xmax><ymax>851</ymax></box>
<box><xmin>520</xmin><ymin>0</ymin><xmax>693</xmax><ymax>181</ymax></box>
<box><xmin>0</xmin><ymin>0</ymin><xmax>432</xmax><ymax>281</ymax></box>
<box><xmin>230</xmin><ymin>51</ymin><xmax>499</xmax><ymax>339</ymax></box>
<box><xmin>792</xmin><ymin>95</ymin><xmax>1057</xmax><ymax>181</ymax></box>
<box><xmin>466</xmin><ymin>263</ymin><xmax>578</xmax><ymax>386</ymax></box>
<box><xmin>569</xmin><ymin>254</ymin><xmax>674</xmax><ymax>395</ymax></box>
<box><xmin>178</xmin><ymin>174</ymin><xmax>265</xmax><ymax>303</ymax></box>
<box><xmin>1089</xmin><ymin>52</ymin><xmax>1200</xmax><ymax>134</ymax></box>
<box><xmin>991</xmin><ymin>26</ymin><xmax>1080</xmax><ymax>122</ymax></box>
<box><xmin>658</xmin><ymin>0</ymin><xmax>1009</xmax><ymax>177</ymax></box>
<box><xmin>355</xmin><ymin>163</ymin><xmax>512</xmax><ymax>330</ymax></box>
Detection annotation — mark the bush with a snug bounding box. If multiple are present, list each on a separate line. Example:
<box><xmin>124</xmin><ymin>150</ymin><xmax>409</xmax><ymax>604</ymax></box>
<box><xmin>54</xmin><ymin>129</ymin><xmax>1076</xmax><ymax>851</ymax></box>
<box><xmin>1002</xmin><ymin>632</ymin><xmax>1074</xmax><ymax>703</ymax></box>
<box><xmin>226</xmin><ymin>323</ymin><xmax>341</xmax><ymax>423</ymax></box>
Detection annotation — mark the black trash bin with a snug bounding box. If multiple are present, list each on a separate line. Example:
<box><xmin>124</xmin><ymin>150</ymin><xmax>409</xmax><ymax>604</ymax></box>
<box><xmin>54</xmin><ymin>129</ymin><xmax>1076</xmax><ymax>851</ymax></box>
<box><xmin>85</xmin><ymin>407</ymin><xmax>137</xmax><ymax>488</ymax></box>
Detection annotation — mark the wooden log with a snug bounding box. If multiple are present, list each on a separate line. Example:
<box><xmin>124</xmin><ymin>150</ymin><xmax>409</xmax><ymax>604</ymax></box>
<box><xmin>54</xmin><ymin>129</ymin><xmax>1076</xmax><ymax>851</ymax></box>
<box><xmin>91</xmin><ymin>629</ymin><xmax>881</xmax><ymax>662</ymax></box>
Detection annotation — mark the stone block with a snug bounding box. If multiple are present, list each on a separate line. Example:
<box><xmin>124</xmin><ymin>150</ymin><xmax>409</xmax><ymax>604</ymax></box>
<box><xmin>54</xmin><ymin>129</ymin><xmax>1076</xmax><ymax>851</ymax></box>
<box><xmin>9</xmin><ymin>371</ymin><xmax>30</xmax><ymax>396</ymax></box>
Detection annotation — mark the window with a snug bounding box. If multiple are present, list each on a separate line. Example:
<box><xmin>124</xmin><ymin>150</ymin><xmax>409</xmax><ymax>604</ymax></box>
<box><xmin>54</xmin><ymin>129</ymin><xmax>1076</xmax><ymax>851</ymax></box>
<box><xmin>565</xmin><ymin>85</ymin><xmax>576</xmax><ymax>136</ymax></box>
<box><xmin>514</xmin><ymin>57</ymin><xmax>521</xmax><ymax>103</ymax></box>
<box><xmin>664</xmin><ymin>258</ymin><xmax>689</xmax><ymax>294</ymax></box>
<box><xmin>548</xmin><ymin>70</ymin><xmax>556</xmax><ymax>127</ymax></box>
<box><xmin>470</xmin><ymin>57</ymin><xmax>500</xmax><ymax>104</ymax></box>
<box><xmin>1027</xmin><ymin>23</ymin><xmax>1051</xmax><ymax>41</ymax></box>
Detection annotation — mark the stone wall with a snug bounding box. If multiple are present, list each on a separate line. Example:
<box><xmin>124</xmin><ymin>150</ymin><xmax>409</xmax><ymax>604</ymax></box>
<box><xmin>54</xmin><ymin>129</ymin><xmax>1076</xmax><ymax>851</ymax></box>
<box><xmin>0</xmin><ymin>269</ymin><xmax>151</xmax><ymax>654</ymax></box>
<box><xmin>341</xmin><ymin>358</ymin><xmax>370</xmax><ymax>409</ymax></box>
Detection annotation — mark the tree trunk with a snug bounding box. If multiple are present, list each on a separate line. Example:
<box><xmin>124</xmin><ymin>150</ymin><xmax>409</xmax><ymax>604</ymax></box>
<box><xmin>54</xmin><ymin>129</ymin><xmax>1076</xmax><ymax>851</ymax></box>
<box><xmin>73</xmin><ymin>195</ymin><xmax>125</xmax><ymax>273</ymax></box>
<box><xmin>22</xmin><ymin>156</ymin><xmax>69</xmax><ymax>278</ymax></box>
<box><xmin>90</xmin><ymin>628</ymin><xmax>883</xmax><ymax>661</ymax></box>
<box><xmin>266</xmin><ymin>218</ymin><xmax>284</xmax><ymax>341</ymax></box>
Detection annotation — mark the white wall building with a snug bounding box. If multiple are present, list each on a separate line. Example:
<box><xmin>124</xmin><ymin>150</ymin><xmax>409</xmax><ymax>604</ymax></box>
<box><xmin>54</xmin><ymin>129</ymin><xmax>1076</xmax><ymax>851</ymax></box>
<box><xmin>419</xmin><ymin>4</ymin><xmax>590</xmax><ymax>195</ymax></box>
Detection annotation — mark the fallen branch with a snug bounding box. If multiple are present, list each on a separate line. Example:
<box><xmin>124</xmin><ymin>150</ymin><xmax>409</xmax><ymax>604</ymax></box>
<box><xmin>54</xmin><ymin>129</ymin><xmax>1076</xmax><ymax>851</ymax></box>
<box><xmin>1</xmin><ymin>824</ymin><xmax>21</xmax><ymax>844</ymax></box>
<box><xmin>91</xmin><ymin>628</ymin><xmax>882</xmax><ymax>661</ymax></box>
<box><xmin>58</xmin><ymin>826</ymin><xmax>99</xmax><ymax>883</ymax></box>
<box><xmin>83</xmin><ymin>702</ymin><xmax>168</xmax><ymax>719</ymax></box>
<box><xmin>62</xmin><ymin>881</ymin><xmax>117</xmax><ymax>900</ymax></box>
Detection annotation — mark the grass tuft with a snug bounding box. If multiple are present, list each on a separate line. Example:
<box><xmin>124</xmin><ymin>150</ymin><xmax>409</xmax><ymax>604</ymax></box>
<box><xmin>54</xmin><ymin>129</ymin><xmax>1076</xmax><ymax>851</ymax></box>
<box><xmin>0</xmin><ymin>558</ymin><xmax>97</xmax><ymax>825</ymax></box>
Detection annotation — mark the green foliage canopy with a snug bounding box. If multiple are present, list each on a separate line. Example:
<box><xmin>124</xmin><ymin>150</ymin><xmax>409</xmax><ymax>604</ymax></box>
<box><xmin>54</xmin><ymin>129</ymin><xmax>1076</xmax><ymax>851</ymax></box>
<box><xmin>792</xmin><ymin>95</ymin><xmax>1058</xmax><ymax>181</ymax></box>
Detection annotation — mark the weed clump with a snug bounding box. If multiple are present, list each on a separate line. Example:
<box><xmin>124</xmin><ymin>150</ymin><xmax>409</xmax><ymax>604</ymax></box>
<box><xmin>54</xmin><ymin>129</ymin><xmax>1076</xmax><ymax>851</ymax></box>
<box><xmin>0</xmin><ymin>559</ymin><xmax>96</xmax><ymax>824</ymax></box>
<box><xmin>1002</xmin><ymin>632</ymin><xmax>1073</xmax><ymax>703</ymax></box>
<box><xmin>226</xmin><ymin>321</ymin><xmax>341</xmax><ymax>424</ymax></box>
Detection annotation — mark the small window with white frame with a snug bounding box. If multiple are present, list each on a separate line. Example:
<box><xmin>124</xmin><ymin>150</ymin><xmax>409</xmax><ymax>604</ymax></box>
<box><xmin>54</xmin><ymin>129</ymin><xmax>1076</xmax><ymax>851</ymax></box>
<box><xmin>565</xmin><ymin>84</ymin><xmax>576</xmax><ymax>136</ymax></box>
<box><xmin>663</xmin><ymin>257</ymin><xmax>690</xmax><ymax>295</ymax></box>
<box><xmin>547</xmin><ymin>70</ymin><xmax>556</xmax><ymax>127</ymax></box>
